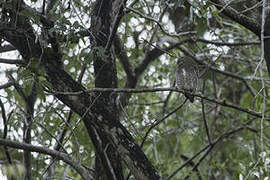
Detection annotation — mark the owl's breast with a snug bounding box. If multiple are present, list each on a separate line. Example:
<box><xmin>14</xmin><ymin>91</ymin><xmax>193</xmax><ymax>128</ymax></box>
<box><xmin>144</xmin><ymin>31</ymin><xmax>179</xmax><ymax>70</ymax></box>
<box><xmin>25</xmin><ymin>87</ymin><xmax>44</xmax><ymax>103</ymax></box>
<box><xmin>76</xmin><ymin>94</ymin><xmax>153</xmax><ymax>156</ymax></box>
<box><xmin>175</xmin><ymin>68</ymin><xmax>198</xmax><ymax>92</ymax></box>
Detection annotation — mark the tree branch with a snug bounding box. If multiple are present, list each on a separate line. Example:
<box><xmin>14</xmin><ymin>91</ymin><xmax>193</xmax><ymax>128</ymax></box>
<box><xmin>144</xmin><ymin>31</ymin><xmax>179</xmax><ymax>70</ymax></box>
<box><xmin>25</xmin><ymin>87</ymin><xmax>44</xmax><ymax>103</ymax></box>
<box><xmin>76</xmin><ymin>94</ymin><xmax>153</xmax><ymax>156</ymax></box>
<box><xmin>0</xmin><ymin>82</ymin><xmax>14</xmax><ymax>89</ymax></box>
<box><xmin>135</xmin><ymin>38</ymin><xmax>191</xmax><ymax>77</ymax></box>
<box><xmin>49</xmin><ymin>87</ymin><xmax>266</xmax><ymax>119</ymax></box>
<box><xmin>140</xmin><ymin>98</ymin><xmax>188</xmax><ymax>148</ymax></box>
<box><xmin>0</xmin><ymin>98</ymin><xmax>13</xmax><ymax>165</ymax></box>
<box><xmin>180</xmin><ymin>155</ymin><xmax>202</xmax><ymax>180</ymax></box>
<box><xmin>0</xmin><ymin>44</ymin><xmax>16</xmax><ymax>53</ymax></box>
<box><xmin>210</xmin><ymin>0</ymin><xmax>260</xmax><ymax>36</ymax></box>
<box><xmin>105</xmin><ymin>0</ymin><xmax>127</xmax><ymax>52</ymax></box>
<box><xmin>0</xmin><ymin>58</ymin><xmax>26</xmax><ymax>65</ymax></box>
<box><xmin>3</xmin><ymin>2</ymin><xmax>162</xmax><ymax>179</ymax></box>
<box><xmin>127</xmin><ymin>7</ymin><xmax>196</xmax><ymax>37</ymax></box>
<box><xmin>196</xmin><ymin>37</ymin><xmax>260</xmax><ymax>46</ymax></box>
<box><xmin>0</xmin><ymin>138</ymin><xmax>92</xmax><ymax>180</ymax></box>
<box><xmin>113</xmin><ymin>34</ymin><xmax>135</xmax><ymax>80</ymax></box>
<box><xmin>201</xmin><ymin>81</ymin><xmax>212</xmax><ymax>144</ymax></box>
<box><xmin>166</xmin><ymin>118</ymin><xmax>254</xmax><ymax>180</ymax></box>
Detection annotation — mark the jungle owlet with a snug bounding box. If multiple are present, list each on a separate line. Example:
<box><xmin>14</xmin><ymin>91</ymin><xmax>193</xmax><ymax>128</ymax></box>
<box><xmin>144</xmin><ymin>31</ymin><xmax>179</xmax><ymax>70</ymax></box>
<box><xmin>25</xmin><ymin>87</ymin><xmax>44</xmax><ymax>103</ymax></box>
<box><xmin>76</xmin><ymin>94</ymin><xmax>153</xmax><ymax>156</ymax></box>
<box><xmin>175</xmin><ymin>57</ymin><xmax>198</xmax><ymax>102</ymax></box>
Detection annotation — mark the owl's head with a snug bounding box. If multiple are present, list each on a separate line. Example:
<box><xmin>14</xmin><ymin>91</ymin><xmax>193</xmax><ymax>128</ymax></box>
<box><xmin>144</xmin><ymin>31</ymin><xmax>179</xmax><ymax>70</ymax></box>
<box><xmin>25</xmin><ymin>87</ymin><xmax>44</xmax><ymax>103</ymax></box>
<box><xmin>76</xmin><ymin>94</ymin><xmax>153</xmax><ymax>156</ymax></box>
<box><xmin>177</xmin><ymin>56</ymin><xmax>196</xmax><ymax>67</ymax></box>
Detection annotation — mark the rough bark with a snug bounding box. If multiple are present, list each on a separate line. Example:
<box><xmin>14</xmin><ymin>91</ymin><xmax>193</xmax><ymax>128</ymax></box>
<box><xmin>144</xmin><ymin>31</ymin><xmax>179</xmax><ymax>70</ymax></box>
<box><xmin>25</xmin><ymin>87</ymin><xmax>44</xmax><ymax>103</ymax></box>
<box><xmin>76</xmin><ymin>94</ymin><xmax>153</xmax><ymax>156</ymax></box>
<box><xmin>263</xmin><ymin>11</ymin><xmax>270</xmax><ymax>75</ymax></box>
<box><xmin>43</xmin><ymin>53</ymin><xmax>161</xmax><ymax>180</ymax></box>
<box><xmin>90</xmin><ymin>0</ymin><xmax>124</xmax><ymax>179</ymax></box>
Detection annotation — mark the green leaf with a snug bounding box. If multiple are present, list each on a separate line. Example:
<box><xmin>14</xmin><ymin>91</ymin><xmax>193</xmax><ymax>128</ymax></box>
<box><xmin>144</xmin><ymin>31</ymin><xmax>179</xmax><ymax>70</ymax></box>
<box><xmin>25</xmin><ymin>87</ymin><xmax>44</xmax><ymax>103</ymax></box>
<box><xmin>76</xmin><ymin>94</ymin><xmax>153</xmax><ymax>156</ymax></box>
<box><xmin>36</xmin><ymin>80</ymin><xmax>46</xmax><ymax>102</ymax></box>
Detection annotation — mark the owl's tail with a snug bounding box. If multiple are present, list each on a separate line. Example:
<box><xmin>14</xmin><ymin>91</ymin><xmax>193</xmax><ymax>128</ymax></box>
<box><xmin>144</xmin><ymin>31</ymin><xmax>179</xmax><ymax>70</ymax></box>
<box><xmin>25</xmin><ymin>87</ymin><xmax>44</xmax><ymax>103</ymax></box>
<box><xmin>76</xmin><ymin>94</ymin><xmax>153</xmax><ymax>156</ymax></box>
<box><xmin>184</xmin><ymin>92</ymin><xmax>194</xmax><ymax>103</ymax></box>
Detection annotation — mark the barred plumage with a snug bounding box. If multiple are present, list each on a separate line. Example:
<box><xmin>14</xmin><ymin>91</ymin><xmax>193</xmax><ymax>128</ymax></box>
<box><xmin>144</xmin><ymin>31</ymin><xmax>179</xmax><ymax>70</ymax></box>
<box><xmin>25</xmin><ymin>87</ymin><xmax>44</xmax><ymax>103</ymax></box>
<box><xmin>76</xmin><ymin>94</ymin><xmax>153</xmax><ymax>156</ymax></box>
<box><xmin>175</xmin><ymin>57</ymin><xmax>198</xmax><ymax>102</ymax></box>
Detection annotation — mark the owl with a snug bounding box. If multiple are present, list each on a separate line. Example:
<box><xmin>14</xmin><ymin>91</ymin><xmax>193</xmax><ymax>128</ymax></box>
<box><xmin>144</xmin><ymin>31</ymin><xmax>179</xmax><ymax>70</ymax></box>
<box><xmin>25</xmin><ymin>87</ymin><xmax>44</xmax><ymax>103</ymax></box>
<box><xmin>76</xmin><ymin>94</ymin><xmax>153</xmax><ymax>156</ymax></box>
<box><xmin>175</xmin><ymin>57</ymin><xmax>198</xmax><ymax>102</ymax></box>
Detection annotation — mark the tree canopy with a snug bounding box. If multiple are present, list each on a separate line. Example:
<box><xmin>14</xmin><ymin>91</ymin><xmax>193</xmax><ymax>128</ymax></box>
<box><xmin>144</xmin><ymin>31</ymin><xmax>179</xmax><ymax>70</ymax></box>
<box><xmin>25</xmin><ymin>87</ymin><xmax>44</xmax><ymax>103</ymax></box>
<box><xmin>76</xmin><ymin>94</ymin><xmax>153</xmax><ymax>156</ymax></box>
<box><xmin>0</xmin><ymin>0</ymin><xmax>270</xmax><ymax>179</ymax></box>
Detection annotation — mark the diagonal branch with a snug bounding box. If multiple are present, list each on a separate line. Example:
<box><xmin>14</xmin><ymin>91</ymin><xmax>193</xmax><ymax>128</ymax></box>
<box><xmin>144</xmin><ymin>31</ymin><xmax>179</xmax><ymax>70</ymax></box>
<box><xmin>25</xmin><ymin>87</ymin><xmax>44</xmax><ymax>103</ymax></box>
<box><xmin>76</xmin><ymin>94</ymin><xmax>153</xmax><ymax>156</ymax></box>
<box><xmin>113</xmin><ymin>34</ymin><xmax>137</xmax><ymax>108</ymax></box>
<box><xmin>0</xmin><ymin>82</ymin><xmax>14</xmax><ymax>89</ymax></box>
<box><xmin>140</xmin><ymin>98</ymin><xmax>188</xmax><ymax>147</ymax></box>
<box><xmin>208</xmin><ymin>0</ymin><xmax>270</xmax><ymax>77</ymax></box>
<box><xmin>44</xmin><ymin>62</ymin><xmax>87</xmax><ymax>180</ymax></box>
<box><xmin>113</xmin><ymin>34</ymin><xmax>134</xmax><ymax>79</ymax></box>
<box><xmin>0</xmin><ymin>44</ymin><xmax>16</xmax><ymax>53</ymax></box>
<box><xmin>210</xmin><ymin>0</ymin><xmax>260</xmax><ymax>36</ymax></box>
<box><xmin>135</xmin><ymin>38</ymin><xmax>191</xmax><ymax>77</ymax></box>
<box><xmin>166</xmin><ymin>118</ymin><xmax>255</xmax><ymax>180</ymax></box>
<box><xmin>0</xmin><ymin>138</ymin><xmax>92</xmax><ymax>180</ymax></box>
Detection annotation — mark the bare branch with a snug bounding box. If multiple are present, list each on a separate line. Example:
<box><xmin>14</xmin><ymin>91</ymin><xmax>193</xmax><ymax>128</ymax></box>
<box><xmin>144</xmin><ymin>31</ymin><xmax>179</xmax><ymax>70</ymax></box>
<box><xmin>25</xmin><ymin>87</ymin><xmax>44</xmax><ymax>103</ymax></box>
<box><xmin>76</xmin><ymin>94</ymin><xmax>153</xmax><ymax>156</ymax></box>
<box><xmin>0</xmin><ymin>82</ymin><xmax>14</xmax><ymax>89</ymax></box>
<box><xmin>140</xmin><ymin>98</ymin><xmax>188</xmax><ymax>148</ymax></box>
<box><xmin>0</xmin><ymin>45</ymin><xmax>16</xmax><ymax>53</ymax></box>
<box><xmin>196</xmin><ymin>38</ymin><xmax>260</xmax><ymax>46</ymax></box>
<box><xmin>145</xmin><ymin>5</ymin><xmax>168</xmax><ymax>52</ymax></box>
<box><xmin>0</xmin><ymin>58</ymin><xmax>26</xmax><ymax>65</ymax></box>
<box><xmin>8</xmin><ymin>75</ymin><xmax>27</xmax><ymax>102</ymax></box>
<box><xmin>201</xmin><ymin>81</ymin><xmax>212</xmax><ymax>144</ymax></box>
<box><xmin>0</xmin><ymin>138</ymin><xmax>92</xmax><ymax>180</ymax></box>
<box><xmin>49</xmin><ymin>87</ymin><xmax>266</xmax><ymax>119</ymax></box>
<box><xmin>166</xmin><ymin>143</ymin><xmax>209</xmax><ymax>180</ymax></box>
<box><xmin>180</xmin><ymin>155</ymin><xmax>202</xmax><ymax>180</ymax></box>
<box><xmin>113</xmin><ymin>34</ymin><xmax>135</xmax><ymax>79</ymax></box>
<box><xmin>113</xmin><ymin>34</ymin><xmax>137</xmax><ymax>108</ymax></box>
<box><xmin>0</xmin><ymin>98</ymin><xmax>13</xmax><ymax>165</ymax></box>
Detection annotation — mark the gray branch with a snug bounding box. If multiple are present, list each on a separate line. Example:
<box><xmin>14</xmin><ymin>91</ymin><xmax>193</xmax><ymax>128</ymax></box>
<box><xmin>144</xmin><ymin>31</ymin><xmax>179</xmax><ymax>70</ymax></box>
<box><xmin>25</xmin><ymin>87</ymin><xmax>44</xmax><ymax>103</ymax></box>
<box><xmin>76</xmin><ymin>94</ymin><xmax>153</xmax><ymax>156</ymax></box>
<box><xmin>0</xmin><ymin>138</ymin><xmax>93</xmax><ymax>180</ymax></box>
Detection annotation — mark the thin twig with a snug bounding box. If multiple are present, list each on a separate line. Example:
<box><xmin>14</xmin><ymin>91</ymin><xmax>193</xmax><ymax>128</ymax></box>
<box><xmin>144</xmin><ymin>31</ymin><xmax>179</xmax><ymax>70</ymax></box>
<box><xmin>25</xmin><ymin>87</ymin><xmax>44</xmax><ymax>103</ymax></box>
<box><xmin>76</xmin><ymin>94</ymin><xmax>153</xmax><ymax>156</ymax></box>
<box><xmin>145</xmin><ymin>4</ymin><xmax>168</xmax><ymax>52</ymax></box>
<box><xmin>140</xmin><ymin>98</ymin><xmax>188</xmax><ymax>148</ymax></box>
<box><xmin>35</xmin><ymin>121</ymin><xmax>68</xmax><ymax>154</ymax></box>
<box><xmin>167</xmin><ymin>119</ymin><xmax>254</xmax><ymax>180</ymax></box>
<box><xmin>201</xmin><ymin>81</ymin><xmax>211</xmax><ymax>144</ymax></box>
<box><xmin>127</xmin><ymin>7</ymin><xmax>196</xmax><ymax>37</ymax></box>
<box><xmin>180</xmin><ymin>155</ymin><xmax>202</xmax><ymax>180</ymax></box>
